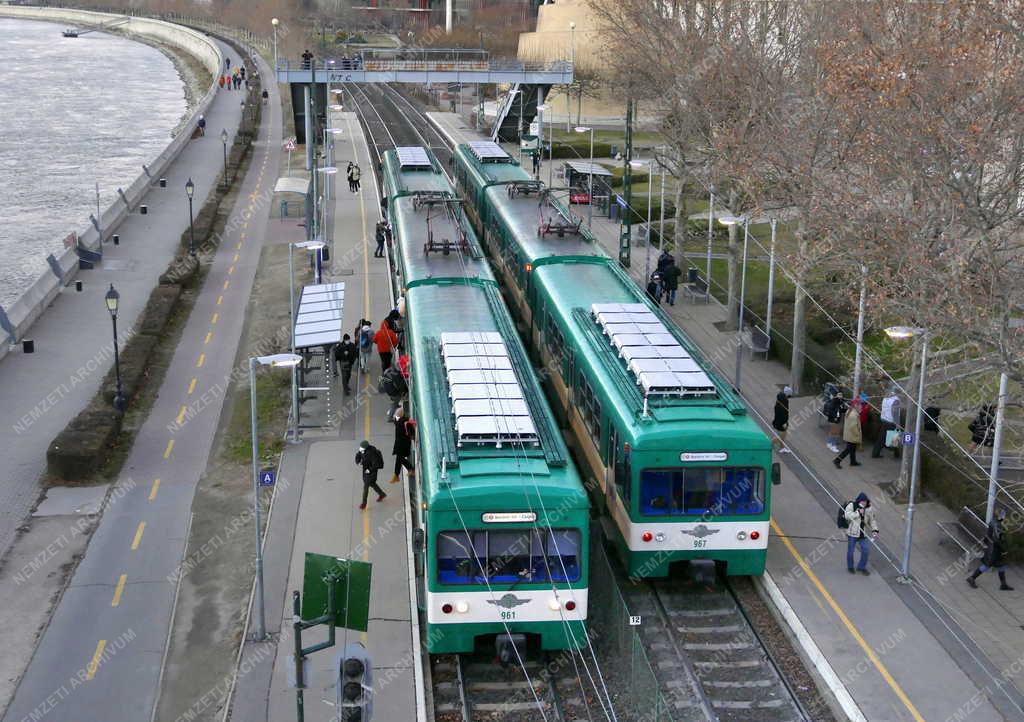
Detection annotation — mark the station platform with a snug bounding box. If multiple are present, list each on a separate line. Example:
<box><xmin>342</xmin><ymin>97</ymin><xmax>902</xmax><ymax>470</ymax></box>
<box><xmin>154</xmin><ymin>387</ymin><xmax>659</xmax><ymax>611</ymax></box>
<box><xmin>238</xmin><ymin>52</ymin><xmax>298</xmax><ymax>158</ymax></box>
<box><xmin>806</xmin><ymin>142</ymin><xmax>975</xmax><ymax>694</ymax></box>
<box><xmin>227</xmin><ymin>108</ymin><xmax>422</xmax><ymax>722</ymax></box>
<box><xmin>426</xmin><ymin>110</ymin><xmax>1024</xmax><ymax>721</ymax></box>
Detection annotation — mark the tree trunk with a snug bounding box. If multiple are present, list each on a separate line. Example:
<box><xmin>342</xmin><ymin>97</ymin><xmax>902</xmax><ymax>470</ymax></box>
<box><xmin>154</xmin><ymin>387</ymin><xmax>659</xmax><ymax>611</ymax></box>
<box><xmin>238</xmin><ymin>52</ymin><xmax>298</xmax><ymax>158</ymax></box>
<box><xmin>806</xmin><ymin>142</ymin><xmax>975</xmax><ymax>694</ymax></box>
<box><xmin>725</xmin><ymin>188</ymin><xmax>739</xmax><ymax>329</ymax></box>
<box><xmin>789</xmin><ymin>222</ymin><xmax>809</xmax><ymax>394</ymax></box>
<box><xmin>673</xmin><ymin>180</ymin><xmax>687</xmax><ymax>263</ymax></box>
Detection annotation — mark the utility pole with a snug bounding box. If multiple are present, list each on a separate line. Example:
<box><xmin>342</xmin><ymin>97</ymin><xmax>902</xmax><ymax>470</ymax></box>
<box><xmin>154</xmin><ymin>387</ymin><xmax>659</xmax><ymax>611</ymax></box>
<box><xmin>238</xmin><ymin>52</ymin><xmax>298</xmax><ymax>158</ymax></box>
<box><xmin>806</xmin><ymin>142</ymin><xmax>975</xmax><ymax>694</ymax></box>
<box><xmin>618</xmin><ymin>99</ymin><xmax>634</xmax><ymax>268</ymax></box>
<box><xmin>985</xmin><ymin>372</ymin><xmax>1010</xmax><ymax>524</ymax></box>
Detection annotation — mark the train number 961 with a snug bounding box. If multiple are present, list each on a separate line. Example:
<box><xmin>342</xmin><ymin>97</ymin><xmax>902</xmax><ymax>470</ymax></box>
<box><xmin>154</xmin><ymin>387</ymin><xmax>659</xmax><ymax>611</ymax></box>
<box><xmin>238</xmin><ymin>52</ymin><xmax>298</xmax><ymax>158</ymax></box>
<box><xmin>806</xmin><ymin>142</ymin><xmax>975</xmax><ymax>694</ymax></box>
<box><xmin>500</xmin><ymin>611</ymin><xmax>516</xmax><ymax>620</ymax></box>
<box><xmin>692</xmin><ymin>539</ymin><xmax>707</xmax><ymax>549</ymax></box>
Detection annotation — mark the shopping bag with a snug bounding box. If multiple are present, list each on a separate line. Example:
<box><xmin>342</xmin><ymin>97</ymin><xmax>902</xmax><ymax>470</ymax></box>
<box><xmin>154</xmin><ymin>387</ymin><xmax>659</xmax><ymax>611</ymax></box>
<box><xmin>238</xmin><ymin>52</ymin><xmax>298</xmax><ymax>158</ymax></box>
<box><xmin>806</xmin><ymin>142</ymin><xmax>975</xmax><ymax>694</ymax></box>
<box><xmin>885</xmin><ymin>429</ymin><xmax>901</xmax><ymax>448</ymax></box>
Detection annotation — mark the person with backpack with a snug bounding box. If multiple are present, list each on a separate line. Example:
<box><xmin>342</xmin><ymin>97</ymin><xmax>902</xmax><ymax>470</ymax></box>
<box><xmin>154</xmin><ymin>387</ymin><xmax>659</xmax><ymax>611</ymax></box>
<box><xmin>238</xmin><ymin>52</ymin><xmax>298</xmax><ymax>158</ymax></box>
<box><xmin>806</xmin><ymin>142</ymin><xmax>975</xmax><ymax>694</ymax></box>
<box><xmin>662</xmin><ymin>260</ymin><xmax>682</xmax><ymax>306</ymax></box>
<box><xmin>968</xmin><ymin>404</ymin><xmax>997</xmax><ymax>453</ymax></box>
<box><xmin>390</xmin><ymin>407</ymin><xmax>416</xmax><ymax>484</ymax></box>
<box><xmin>355</xmin><ymin>319</ymin><xmax>373</xmax><ymax>373</ymax></box>
<box><xmin>373</xmin><ymin>318</ymin><xmax>399</xmax><ymax>371</ymax></box>
<box><xmin>966</xmin><ymin>508</ymin><xmax>1014</xmax><ymax>591</ymax></box>
<box><xmin>374</xmin><ymin>222</ymin><xmax>386</xmax><ymax>258</ymax></box>
<box><xmin>772</xmin><ymin>386</ymin><xmax>792</xmax><ymax>454</ymax></box>
<box><xmin>334</xmin><ymin>333</ymin><xmax>358</xmax><ymax>394</ymax></box>
<box><xmin>378</xmin><ymin>365</ymin><xmax>408</xmax><ymax>419</ymax></box>
<box><xmin>351</xmin><ymin>163</ymin><xmax>362</xmax><ymax>192</ymax></box>
<box><xmin>841</xmin><ymin>492</ymin><xmax>878</xmax><ymax>575</ymax></box>
<box><xmin>824</xmin><ymin>390</ymin><xmax>846</xmax><ymax>454</ymax></box>
<box><xmin>354</xmin><ymin>440</ymin><xmax>387</xmax><ymax>510</ymax></box>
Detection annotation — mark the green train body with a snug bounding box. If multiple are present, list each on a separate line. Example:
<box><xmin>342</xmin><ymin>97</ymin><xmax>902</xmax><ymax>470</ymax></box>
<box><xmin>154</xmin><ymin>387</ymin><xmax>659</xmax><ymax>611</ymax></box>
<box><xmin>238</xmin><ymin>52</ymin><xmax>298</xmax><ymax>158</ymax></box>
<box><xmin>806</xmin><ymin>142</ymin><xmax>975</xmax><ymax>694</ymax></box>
<box><xmin>382</xmin><ymin>147</ymin><xmax>589</xmax><ymax>654</ymax></box>
<box><xmin>453</xmin><ymin>141</ymin><xmax>776</xmax><ymax>578</ymax></box>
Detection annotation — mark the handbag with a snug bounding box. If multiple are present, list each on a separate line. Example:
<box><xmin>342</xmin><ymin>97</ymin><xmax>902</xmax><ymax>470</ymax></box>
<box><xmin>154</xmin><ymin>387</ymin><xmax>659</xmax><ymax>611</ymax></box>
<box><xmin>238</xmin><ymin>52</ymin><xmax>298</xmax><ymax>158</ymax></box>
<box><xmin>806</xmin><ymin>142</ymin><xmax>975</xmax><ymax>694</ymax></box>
<box><xmin>885</xmin><ymin>429</ymin><xmax>901</xmax><ymax>448</ymax></box>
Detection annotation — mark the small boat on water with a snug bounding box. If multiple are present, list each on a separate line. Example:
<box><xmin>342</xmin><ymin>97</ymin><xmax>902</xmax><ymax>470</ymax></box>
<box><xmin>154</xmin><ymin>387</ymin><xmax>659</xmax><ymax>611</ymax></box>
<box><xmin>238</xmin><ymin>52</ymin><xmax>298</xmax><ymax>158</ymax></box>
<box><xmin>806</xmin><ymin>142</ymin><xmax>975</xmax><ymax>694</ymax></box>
<box><xmin>62</xmin><ymin>29</ymin><xmax>79</xmax><ymax>38</ymax></box>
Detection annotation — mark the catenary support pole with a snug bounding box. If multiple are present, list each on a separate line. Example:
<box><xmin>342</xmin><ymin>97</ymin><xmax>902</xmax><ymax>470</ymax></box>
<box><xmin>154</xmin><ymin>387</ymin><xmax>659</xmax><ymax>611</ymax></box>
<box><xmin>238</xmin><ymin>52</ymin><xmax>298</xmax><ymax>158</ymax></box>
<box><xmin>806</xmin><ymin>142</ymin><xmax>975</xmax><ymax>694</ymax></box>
<box><xmin>705</xmin><ymin>189</ymin><xmax>714</xmax><ymax>301</ymax></box>
<box><xmin>249</xmin><ymin>359</ymin><xmax>267</xmax><ymax>639</ymax></box>
<box><xmin>766</xmin><ymin>218</ymin><xmax>777</xmax><ymax>341</ymax></box>
<box><xmin>985</xmin><ymin>371</ymin><xmax>1010</xmax><ymax>524</ymax></box>
<box><xmin>899</xmin><ymin>333</ymin><xmax>928</xmax><ymax>582</ymax></box>
<box><xmin>734</xmin><ymin>218</ymin><xmax>750</xmax><ymax>392</ymax></box>
<box><xmin>852</xmin><ymin>264</ymin><xmax>868</xmax><ymax>400</ymax></box>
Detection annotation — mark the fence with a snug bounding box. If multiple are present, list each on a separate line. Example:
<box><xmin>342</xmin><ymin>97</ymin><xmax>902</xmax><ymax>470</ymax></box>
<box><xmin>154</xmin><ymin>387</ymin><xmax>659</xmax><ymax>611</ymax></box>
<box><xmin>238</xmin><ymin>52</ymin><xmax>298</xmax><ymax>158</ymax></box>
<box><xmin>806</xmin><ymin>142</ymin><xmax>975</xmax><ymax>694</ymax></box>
<box><xmin>588</xmin><ymin>534</ymin><xmax>674</xmax><ymax>722</ymax></box>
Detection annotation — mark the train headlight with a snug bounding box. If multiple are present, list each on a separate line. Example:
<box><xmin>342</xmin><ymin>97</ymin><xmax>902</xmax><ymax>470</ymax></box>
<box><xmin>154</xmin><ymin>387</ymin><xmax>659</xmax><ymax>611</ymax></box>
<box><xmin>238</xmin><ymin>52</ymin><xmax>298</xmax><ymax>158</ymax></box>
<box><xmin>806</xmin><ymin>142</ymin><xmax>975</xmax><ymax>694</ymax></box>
<box><xmin>655</xmin><ymin>532</ymin><xmax>666</xmax><ymax>542</ymax></box>
<box><xmin>548</xmin><ymin>598</ymin><xmax>561</xmax><ymax>611</ymax></box>
<box><xmin>455</xmin><ymin>601</ymin><xmax>470</xmax><ymax>614</ymax></box>
<box><xmin>736</xmin><ymin>531</ymin><xmax>748</xmax><ymax>541</ymax></box>
<box><xmin>750</xmin><ymin>530</ymin><xmax>761</xmax><ymax>541</ymax></box>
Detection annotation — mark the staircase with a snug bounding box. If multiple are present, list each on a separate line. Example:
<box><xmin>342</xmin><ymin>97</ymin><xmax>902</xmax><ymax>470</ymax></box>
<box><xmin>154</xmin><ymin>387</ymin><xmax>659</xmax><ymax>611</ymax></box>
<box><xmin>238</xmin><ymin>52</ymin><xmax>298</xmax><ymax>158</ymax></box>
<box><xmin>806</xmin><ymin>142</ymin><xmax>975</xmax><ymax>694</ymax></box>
<box><xmin>490</xmin><ymin>83</ymin><xmax>548</xmax><ymax>143</ymax></box>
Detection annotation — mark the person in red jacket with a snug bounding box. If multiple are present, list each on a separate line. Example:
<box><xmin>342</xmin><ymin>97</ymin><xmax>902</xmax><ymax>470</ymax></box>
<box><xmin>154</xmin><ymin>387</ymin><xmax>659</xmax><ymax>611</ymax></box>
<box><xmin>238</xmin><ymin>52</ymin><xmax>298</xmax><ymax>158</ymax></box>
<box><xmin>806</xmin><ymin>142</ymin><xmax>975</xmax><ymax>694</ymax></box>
<box><xmin>373</xmin><ymin>318</ymin><xmax>398</xmax><ymax>371</ymax></box>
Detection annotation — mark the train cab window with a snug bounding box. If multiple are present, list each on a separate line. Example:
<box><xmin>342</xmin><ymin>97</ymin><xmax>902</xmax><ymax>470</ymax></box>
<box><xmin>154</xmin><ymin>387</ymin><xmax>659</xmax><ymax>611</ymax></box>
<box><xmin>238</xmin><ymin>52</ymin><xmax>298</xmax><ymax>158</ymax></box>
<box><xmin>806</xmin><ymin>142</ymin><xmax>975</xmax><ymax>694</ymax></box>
<box><xmin>437</xmin><ymin>529</ymin><xmax>582</xmax><ymax>584</ymax></box>
<box><xmin>639</xmin><ymin>467</ymin><xmax>765</xmax><ymax>517</ymax></box>
<box><xmin>437</xmin><ymin>531</ymin><xmax>486</xmax><ymax>584</ymax></box>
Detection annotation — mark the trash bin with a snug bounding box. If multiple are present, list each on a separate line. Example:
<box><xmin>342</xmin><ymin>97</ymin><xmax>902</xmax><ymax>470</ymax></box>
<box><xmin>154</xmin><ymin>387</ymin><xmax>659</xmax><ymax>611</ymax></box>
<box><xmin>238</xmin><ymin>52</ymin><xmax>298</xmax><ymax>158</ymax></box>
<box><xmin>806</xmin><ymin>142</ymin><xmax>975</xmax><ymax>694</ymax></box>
<box><xmin>687</xmin><ymin>267</ymin><xmax>699</xmax><ymax>284</ymax></box>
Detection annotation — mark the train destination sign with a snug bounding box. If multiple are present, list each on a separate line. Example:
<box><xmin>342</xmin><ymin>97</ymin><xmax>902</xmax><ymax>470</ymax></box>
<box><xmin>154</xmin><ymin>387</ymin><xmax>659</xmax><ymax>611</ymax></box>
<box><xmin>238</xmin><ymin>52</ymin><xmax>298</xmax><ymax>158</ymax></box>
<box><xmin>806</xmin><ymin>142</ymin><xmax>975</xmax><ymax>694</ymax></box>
<box><xmin>680</xmin><ymin>452</ymin><xmax>728</xmax><ymax>462</ymax></box>
<box><xmin>481</xmin><ymin>512</ymin><xmax>537</xmax><ymax>523</ymax></box>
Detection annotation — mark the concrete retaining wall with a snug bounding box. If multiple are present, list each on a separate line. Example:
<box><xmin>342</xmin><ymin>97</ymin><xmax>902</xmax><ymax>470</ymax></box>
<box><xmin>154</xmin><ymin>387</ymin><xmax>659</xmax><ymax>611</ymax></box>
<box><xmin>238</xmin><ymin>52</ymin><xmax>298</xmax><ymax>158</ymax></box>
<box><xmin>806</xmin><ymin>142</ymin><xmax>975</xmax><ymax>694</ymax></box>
<box><xmin>0</xmin><ymin>6</ymin><xmax>222</xmax><ymax>361</ymax></box>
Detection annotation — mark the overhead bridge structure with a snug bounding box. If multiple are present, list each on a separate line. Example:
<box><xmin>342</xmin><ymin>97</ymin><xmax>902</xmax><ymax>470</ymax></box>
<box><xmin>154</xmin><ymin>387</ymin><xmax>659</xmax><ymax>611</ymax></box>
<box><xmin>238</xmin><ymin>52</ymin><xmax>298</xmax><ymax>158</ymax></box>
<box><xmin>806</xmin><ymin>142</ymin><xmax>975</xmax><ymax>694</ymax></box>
<box><xmin>276</xmin><ymin>48</ymin><xmax>573</xmax><ymax>155</ymax></box>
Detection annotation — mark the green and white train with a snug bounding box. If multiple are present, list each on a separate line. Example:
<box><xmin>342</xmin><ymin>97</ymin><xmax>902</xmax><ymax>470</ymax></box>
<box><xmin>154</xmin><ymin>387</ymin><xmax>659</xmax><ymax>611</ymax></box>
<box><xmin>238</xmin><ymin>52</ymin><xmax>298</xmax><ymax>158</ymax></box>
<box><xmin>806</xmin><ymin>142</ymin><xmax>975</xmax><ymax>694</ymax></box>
<box><xmin>382</xmin><ymin>146</ymin><xmax>589</xmax><ymax>654</ymax></box>
<box><xmin>452</xmin><ymin>140</ymin><xmax>779</xmax><ymax>578</ymax></box>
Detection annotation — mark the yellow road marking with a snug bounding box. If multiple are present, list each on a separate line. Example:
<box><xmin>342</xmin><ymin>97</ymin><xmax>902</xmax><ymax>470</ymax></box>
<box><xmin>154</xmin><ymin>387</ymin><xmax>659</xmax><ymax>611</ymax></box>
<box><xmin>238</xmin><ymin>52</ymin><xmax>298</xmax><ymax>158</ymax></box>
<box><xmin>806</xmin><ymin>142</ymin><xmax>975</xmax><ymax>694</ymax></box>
<box><xmin>176</xmin><ymin>405</ymin><xmax>187</xmax><ymax>425</ymax></box>
<box><xmin>163</xmin><ymin>439</ymin><xmax>175</xmax><ymax>459</ymax></box>
<box><xmin>236</xmin><ymin>241</ymin><xmax>243</xmax><ymax>250</ymax></box>
<box><xmin>149</xmin><ymin>479</ymin><xmax>160</xmax><ymax>500</ymax></box>
<box><xmin>211</xmin><ymin>313</ymin><xmax>219</xmax><ymax>324</ymax></box>
<box><xmin>187</xmin><ymin>378</ymin><xmax>197</xmax><ymax>395</ymax></box>
<box><xmin>111</xmin><ymin>574</ymin><xmax>127</xmax><ymax>607</ymax></box>
<box><xmin>240</xmin><ymin>232</ymin><xmax>246</xmax><ymax>240</ymax></box>
<box><xmin>228</xmin><ymin>265</ymin><xmax>235</xmax><ymax>275</ymax></box>
<box><xmin>86</xmin><ymin>640</ymin><xmax>106</xmax><ymax>680</ymax></box>
<box><xmin>217</xmin><ymin>295</ymin><xmax>224</xmax><ymax>306</ymax></box>
<box><xmin>771</xmin><ymin>518</ymin><xmax>925</xmax><ymax>721</ymax></box>
<box><xmin>204</xmin><ymin>331</ymin><xmax>213</xmax><ymax>345</ymax></box>
<box><xmin>223</xmin><ymin>279</ymin><xmax>230</xmax><ymax>290</ymax></box>
<box><xmin>131</xmin><ymin>522</ymin><xmax>145</xmax><ymax>550</ymax></box>
<box><xmin>196</xmin><ymin>353</ymin><xmax>205</xmax><ymax>368</ymax></box>
<box><xmin>233</xmin><ymin>253</ymin><xmax>239</xmax><ymax>262</ymax></box>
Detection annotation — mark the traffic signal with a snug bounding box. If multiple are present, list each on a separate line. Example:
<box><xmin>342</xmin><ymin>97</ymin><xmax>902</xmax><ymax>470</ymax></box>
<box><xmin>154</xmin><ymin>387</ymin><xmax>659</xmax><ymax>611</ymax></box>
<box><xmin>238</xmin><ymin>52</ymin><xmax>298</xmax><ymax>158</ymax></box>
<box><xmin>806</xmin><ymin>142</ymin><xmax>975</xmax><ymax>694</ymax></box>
<box><xmin>337</xmin><ymin>642</ymin><xmax>373</xmax><ymax>721</ymax></box>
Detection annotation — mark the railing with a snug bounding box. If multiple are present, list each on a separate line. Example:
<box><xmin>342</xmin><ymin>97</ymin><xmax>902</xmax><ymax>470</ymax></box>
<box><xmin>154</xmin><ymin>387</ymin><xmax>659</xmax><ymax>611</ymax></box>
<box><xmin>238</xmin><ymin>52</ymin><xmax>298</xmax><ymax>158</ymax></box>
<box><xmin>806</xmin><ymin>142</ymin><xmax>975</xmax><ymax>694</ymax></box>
<box><xmin>275</xmin><ymin>58</ymin><xmax>572</xmax><ymax>74</ymax></box>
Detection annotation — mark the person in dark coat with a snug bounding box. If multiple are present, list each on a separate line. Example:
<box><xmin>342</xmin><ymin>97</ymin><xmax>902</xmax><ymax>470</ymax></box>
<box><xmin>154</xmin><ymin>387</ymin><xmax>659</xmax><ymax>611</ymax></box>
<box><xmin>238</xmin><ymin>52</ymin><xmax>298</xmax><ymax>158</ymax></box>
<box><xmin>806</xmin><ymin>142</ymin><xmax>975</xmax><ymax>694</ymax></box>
<box><xmin>969</xmin><ymin>404</ymin><xmax>997</xmax><ymax>452</ymax></box>
<box><xmin>389</xmin><ymin>407</ymin><xmax>416</xmax><ymax>484</ymax></box>
<box><xmin>772</xmin><ymin>386</ymin><xmax>793</xmax><ymax>453</ymax></box>
<box><xmin>967</xmin><ymin>509</ymin><xmax>1014</xmax><ymax>590</ymax></box>
<box><xmin>646</xmin><ymin>272</ymin><xmax>663</xmax><ymax>305</ymax></box>
<box><xmin>334</xmin><ymin>334</ymin><xmax>358</xmax><ymax>394</ymax></box>
<box><xmin>354</xmin><ymin>440</ymin><xmax>387</xmax><ymax>510</ymax></box>
<box><xmin>825</xmin><ymin>391</ymin><xmax>846</xmax><ymax>453</ymax></box>
<box><xmin>662</xmin><ymin>261</ymin><xmax>682</xmax><ymax>306</ymax></box>
<box><xmin>656</xmin><ymin>249</ymin><xmax>673</xmax><ymax>274</ymax></box>
<box><xmin>374</xmin><ymin>222</ymin><xmax>386</xmax><ymax>258</ymax></box>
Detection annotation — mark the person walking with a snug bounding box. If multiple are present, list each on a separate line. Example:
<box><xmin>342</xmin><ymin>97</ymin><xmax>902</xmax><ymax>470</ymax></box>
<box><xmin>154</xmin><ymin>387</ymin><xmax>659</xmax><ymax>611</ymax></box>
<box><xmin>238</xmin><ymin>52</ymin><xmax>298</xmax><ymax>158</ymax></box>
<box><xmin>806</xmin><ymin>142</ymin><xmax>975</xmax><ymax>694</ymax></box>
<box><xmin>390</xmin><ymin>407</ymin><xmax>416</xmax><ymax>484</ymax></box>
<box><xmin>356</xmin><ymin>320</ymin><xmax>374</xmax><ymax>373</ymax></box>
<box><xmin>354</xmin><ymin>441</ymin><xmax>387</xmax><ymax>510</ymax></box>
<box><xmin>834</xmin><ymin>403</ymin><xmax>863</xmax><ymax>467</ymax></box>
<box><xmin>772</xmin><ymin>386</ymin><xmax>793</xmax><ymax>454</ymax></box>
<box><xmin>346</xmin><ymin>162</ymin><xmax>356</xmax><ymax>193</ymax></box>
<box><xmin>225</xmin><ymin>57</ymin><xmax>231</xmax><ymax>70</ymax></box>
<box><xmin>967</xmin><ymin>509</ymin><xmax>1014</xmax><ymax>591</ymax></box>
<box><xmin>351</xmin><ymin>163</ymin><xmax>362</xmax><ymax>192</ymax></box>
<box><xmin>262</xmin><ymin>88</ymin><xmax>269</xmax><ymax>105</ymax></box>
<box><xmin>373</xmin><ymin>318</ymin><xmax>399</xmax><ymax>371</ymax></box>
<box><xmin>657</xmin><ymin>249</ymin><xmax>673</xmax><ymax>274</ymax></box>
<box><xmin>872</xmin><ymin>387</ymin><xmax>902</xmax><ymax>459</ymax></box>
<box><xmin>969</xmin><ymin>404</ymin><xmax>997</xmax><ymax>453</ymax></box>
<box><xmin>825</xmin><ymin>390</ymin><xmax>846</xmax><ymax>453</ymax></box>
<box><xmin>334</xmin><ymin>333</ymin><xmax>358</xmax><ymax>394</ymax></box>
<box><xmin>301</xmin><ymin>49</ymin><xmax>313</xmax><ymax>69</ymax></box>
<box><xmin>197</xmin><ymin>114</ymin><xmax>206</xmax><ymax>136</ymax></box>
<box><xmin>843</xmin><ymin>492</ymin><xmax>878</xmax><ymax>575</ymax></box>
<box><xmin>662</xmin><ymin>260</ymin><xmax>682</xmax><ymax>306</ymax></box>
<box><xmin>374</xmin><ymin>222</ymin><xmax>386</xmax><ymax>258</ymax></box>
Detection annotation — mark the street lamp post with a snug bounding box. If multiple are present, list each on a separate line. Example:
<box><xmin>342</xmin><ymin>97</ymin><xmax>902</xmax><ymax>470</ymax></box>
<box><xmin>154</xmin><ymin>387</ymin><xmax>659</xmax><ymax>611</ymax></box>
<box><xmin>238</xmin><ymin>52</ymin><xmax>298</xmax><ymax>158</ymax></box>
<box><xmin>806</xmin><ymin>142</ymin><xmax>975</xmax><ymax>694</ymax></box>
<box><xmin>105</xmin><ymin>284</ymin><xmax>126</xmax><ymax>412</ymax></box>
<box><xmin>221</xmin><ymin>128</ymin><xmax>229</xmax><ymax>189</ymax></box>
<box><xmin>851</xmin><ymin>264</ymin><xmax>868</xmax><ymax>399</ymax></box>
<box><xmin>575</xmin><ymin>126</ymin><xmax>594</xmax><ymax>229</ymax></box>
<box><xmin>631</xmin><ymin>159</ymin><xmax>653</xmax><ymax>282</ymax></box>
<box><xmin>766</xmin><ymin>218</ymin><xmax>777</xmax><ymax>341</ymax></box>
<box><xmin>249</xmin><ymin>353</ymin><xmax>302</xmax><ymax>641</ymax></box>
<box><xmin>720</xmin><ymin>215</ymin><xmax>749</xmax><ymax>392</ymax></box>
<box><xmin>885</xmin><ymin>325</ymin><xmax>928</xmax><ymax>583</ymax></box>
<box><xmin>568</xmin><ymin>21</ymin><xmax>576</xmax><ymax>131</ymax></box>
<box><xmin>185</xmin><ymin>178</ymin><xmax>196</xmax><ymax>257</ymax></box>
<box><xmin>271</xmin><ymin>18</ymin><xmax>278</xmax><ymax>70</ymax></box>
<box><xmin>706</xmin><ymin>187</ymin><xmax>715</xmax><ymax>302</ymax></box>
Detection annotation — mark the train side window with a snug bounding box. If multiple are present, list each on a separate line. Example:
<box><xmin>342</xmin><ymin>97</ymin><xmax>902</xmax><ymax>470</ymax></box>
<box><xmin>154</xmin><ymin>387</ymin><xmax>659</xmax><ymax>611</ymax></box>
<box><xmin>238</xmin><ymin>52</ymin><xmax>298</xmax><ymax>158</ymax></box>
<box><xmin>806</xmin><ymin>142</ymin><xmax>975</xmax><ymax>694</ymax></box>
<box><xmin>578</xmin><ymin>375</ymin><xmax>601</xmax><ymax>444</ymax></box>
<box><xmin>547</xmin><ymin>314</ymin><xmax>565</xmax><ymax>367</ymax></box>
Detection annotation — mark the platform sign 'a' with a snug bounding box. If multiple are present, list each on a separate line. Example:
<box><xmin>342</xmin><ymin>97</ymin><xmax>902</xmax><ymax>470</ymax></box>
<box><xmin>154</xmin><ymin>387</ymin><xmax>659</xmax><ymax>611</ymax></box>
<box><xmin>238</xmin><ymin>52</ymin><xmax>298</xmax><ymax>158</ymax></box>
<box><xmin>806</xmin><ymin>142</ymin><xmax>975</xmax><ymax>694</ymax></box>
<box><xmin>301</xmin><ymin>552</ymin><xmax>372</xmax><ymax>631</ymax></box>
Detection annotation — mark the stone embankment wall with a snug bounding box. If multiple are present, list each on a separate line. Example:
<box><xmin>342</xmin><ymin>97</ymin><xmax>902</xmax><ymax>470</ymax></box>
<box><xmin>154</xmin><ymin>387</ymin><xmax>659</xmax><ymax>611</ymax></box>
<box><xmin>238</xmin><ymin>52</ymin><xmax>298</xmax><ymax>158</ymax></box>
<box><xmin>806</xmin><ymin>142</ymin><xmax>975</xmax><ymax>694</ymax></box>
<box><xmin>0</xmin><ymin>6</ymin><xmax>222</xmax><ymax>362</ymax></box>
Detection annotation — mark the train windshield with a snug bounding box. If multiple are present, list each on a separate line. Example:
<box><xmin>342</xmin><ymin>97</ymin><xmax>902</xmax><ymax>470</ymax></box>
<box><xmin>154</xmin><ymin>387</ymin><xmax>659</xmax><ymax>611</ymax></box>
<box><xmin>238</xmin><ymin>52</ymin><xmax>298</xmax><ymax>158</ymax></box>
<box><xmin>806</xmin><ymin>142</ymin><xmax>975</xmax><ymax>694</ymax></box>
<box><xmin>436</xmin><ymin>528</ymin><xmax>581</xmax><ymax>584</ymax></box>
<box><xmin>639</xmin><ymin>467</ymin><xmax>765</xmax><ymax>516</ymax></box>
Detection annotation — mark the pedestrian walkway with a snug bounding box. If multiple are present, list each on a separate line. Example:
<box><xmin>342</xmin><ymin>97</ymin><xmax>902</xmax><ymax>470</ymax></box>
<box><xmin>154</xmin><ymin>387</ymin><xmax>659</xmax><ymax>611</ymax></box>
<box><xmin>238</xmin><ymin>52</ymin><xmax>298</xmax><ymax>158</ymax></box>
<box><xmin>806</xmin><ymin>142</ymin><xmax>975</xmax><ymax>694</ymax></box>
<box><xmin>226</xmin><ymin>104</ymin><xmax>420</xmax><ymax>722</ymax></box>
<box><xmin>0</xmin><ymin>42</ymin><xmax>237</xmax><ymax>563</ymax></box>
<box><xmin>1</xmin><ymin>39</ymin><xmax>274</xmax><ymax>722</ymax></box>
<box><xmin>427</xmin><ymin>110</ymin><xmax>1024</xmax><ymax>721</ymax></box>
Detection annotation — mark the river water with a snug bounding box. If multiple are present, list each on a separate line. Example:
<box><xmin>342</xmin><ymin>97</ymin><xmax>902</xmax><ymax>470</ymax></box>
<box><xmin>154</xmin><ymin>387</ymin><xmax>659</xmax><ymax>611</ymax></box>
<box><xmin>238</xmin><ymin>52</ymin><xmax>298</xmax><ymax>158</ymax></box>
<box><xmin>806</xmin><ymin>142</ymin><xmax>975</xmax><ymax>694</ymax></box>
<box><xmin>0</xmin><ymin>17</ymin><xmax>186</xmax><ymax>308</ymax></box>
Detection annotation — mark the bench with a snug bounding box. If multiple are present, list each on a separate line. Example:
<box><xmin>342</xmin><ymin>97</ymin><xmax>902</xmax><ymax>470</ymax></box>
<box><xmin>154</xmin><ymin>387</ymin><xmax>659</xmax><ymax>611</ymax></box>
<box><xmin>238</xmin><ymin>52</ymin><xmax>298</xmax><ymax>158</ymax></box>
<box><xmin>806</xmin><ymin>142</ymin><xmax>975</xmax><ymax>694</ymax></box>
<box><xmin>936</xmin><ymin>506</ymin><xmax>987</xmax><ymax>557</ymax></box>
<box><xmin>682</xmin><ymin>276</ymin><xmax>709</xmax><ymax>303</ymax></box>
<box><xmin>742</xmin><ymin>325</ymin><xmax>770</xmax><ymax>360</ymax></box>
